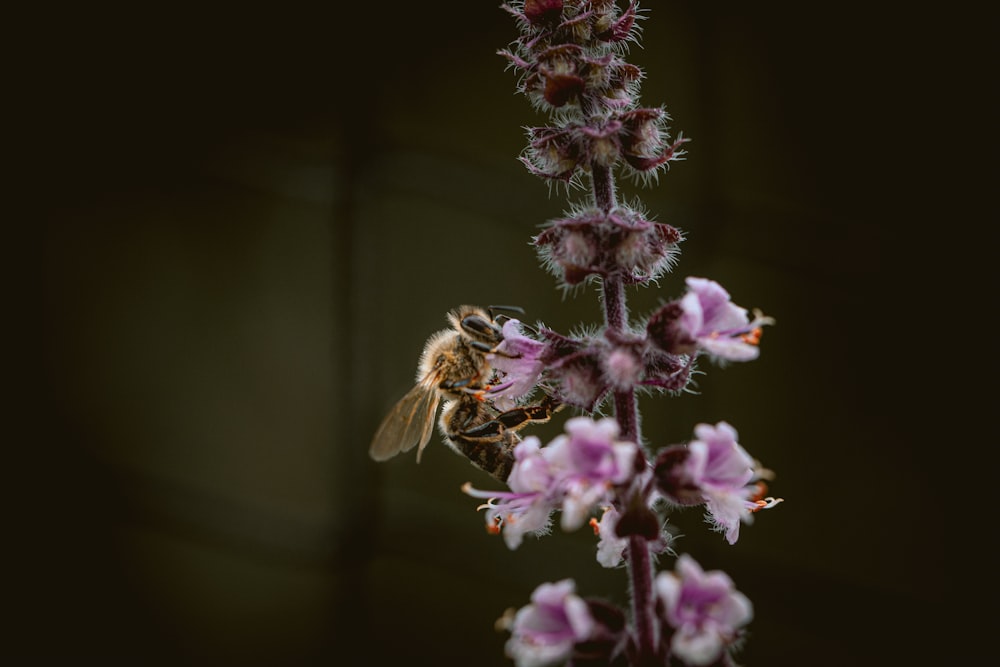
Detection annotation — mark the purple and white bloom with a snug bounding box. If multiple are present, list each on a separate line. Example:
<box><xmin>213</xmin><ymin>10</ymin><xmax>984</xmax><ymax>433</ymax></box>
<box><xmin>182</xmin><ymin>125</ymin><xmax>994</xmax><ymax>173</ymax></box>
<box><xmin>464</xmin><ymin>417</ymin><xmax>639</xmax><ymax>548</ymax></box>
<box><xmin>489</xmin><ymin>319</ymin><xmax>547</xmax><ymax>410</ymax></box>
<box><xmin>679</xmin><ymin>277</ymin><xmax>772</xmax><ymax>361</ymax></box>
<box><xmin>655</xmin><ymin>422</ymin><xmax>780</xmax><ymax>544</ymax></box>
<box><xmin>548</xmin><ymin>417</ymin><xmax>635</xmax><ymax>486</ymax></box>
<box><xmin>542</xmin><ymin>417</ymin><xmax>637</xmax><ymax>530</ymax></box>
<box><xmin>691</xmin><ymin>422</ymin><xmax>777</xmax><ymax>544</ymax></box>
<box><xmin>647</xmin><ymin>277</ymin><xmax>772</xmax><ymax>362</ymax></box>
<box><xmin>464</xmin><ymin>436</ymin><xmax>559</xmax><ymax>549</ymax></box>
<box><xmin>504</xmin><ymin>579</ymin><xmax>595</xmax><ymax>667</ymax></box>
<box><xmin>655</xmin><ymin>554</ymin><xmax>753</xmax><ymax>666</ymax></box>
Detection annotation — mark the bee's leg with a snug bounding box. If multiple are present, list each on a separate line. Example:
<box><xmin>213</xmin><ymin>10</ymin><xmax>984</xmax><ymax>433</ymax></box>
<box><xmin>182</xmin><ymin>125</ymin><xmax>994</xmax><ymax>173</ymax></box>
<box><xmin>469</xmin><ymin>340</ymin><xmax>521</xmax><ymax>359</ymax></box>
<box><xmin>440</xmin><ymin>376</ymin><xmax>514</xmax><ymax>398</ymax></box>
<box><xmin>449</xmin><ymin>396</ymin><xmax>562</xmax><ymax>481</ymax></box>
<box><xmin>460</xmin><ymin>396</ymin><xmax>561</xmax><ymax>440</ymax></box>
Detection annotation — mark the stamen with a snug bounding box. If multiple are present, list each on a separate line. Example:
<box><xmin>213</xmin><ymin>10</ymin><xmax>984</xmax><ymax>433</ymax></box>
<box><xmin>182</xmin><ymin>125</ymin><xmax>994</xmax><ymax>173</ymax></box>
<box><xmin>589</xmin><ymin>517</ymin><xmax>601</xmax><ymax>535</ymax></box>
<box><xmin>751</xmin><ymin>308</ymin><xmax>776</xmax><ymax>328</ymax></box>
<box><xmin>463</xmin><ymin>482</ymin><xmax>499</xmax><ymax>500</ymax></box>
<box><xmin>751</xmin><ymin>497</ymin><xmax>784</xmax><ymax>512</ymax></box>
<box><xmin>740</xmin><ymin>327</ymin><xmax>763</xmax><ymax>345</ymax></box>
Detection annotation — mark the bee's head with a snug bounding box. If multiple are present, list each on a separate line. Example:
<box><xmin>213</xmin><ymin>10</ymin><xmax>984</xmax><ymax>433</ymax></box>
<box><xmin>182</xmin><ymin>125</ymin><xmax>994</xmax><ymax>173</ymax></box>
<box><xmin>449</xmin><ymin>306</ymin><xmax>503</xmax><ymax>346</ymax></box>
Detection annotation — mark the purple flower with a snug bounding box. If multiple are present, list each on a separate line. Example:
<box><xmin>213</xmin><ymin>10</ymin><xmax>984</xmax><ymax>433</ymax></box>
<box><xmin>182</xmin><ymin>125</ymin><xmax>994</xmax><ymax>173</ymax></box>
<box><xmin>504</xmin><ymin>579</ymin><xmax>595</xmax><ymax>667</ymax></box>
<box><xmin>489</xmin><ymin>319</ymin><xmax>546</xmax><ymax>409</ymax></box>
<box><xmin>464</xmin><ymin>436</ymin><xmax>558</xmax><ymax>549</ymax></box>
<box><xmin>647</xmin><ymin>277</ymin><xmax>772</xmax><ymax>362</ymax></box>
<box><xmin>464</xmin><ymin>417</ymin><xmax>639</xmax><ymax>547</ymax></box>
<box><xmin>544</xmin><ymin>417</ymin><xmax>637</xmax><ymax>530</ymax></box>
<box><xmin>655</xmin><ymin>554</ymin><xmax>753</xmax><ymax>666</ymax></box>
<box><xmin>655</xmin><ymin>422</ymin><xmax>781</xmax><ymax>544</ymax></box>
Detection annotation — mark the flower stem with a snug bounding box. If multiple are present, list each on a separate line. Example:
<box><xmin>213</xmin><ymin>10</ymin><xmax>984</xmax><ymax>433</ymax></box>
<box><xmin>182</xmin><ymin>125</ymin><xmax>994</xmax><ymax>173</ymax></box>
<box><xmin>591</xmin><ymin>162</ymin><xmax>617</xmax><ymax>212</ymax></box>
<box><xmin>628</xmin><ymin>536</ymin><xmax>658</xmax><ymax>666</ymax></box>
<box><xmin>594</xmin><ymin>160</ymin><xmax>656</xmax><ymax>665</ymax></box>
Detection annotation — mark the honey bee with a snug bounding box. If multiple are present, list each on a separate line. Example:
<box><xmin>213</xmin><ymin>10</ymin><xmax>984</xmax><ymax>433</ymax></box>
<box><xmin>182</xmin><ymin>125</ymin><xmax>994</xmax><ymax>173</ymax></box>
<box><xmin>369</xmin><ymin>305</ymin><xmax>558</xmax><ymax>481</ymax></box>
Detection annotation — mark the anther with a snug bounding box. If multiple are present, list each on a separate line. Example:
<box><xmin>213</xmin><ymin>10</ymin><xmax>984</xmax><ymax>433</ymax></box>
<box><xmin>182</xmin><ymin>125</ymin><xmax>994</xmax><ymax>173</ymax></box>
<box><xmin>751</xmin><ymin>497</ymin><xmax>784</xmax><ymax>512</ymax></box>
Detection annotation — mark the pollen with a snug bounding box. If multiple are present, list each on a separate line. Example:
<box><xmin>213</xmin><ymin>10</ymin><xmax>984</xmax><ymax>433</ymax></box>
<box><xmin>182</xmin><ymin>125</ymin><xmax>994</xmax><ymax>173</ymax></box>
<box><xmin>740</xmin><ymin>327</ymin><xmax>763</xmax><ymax>345</ymax></box>
<box><xmin>589</xmin><ymin>517</ymin><xmax>601</xmax><ymax>535</ymax></box>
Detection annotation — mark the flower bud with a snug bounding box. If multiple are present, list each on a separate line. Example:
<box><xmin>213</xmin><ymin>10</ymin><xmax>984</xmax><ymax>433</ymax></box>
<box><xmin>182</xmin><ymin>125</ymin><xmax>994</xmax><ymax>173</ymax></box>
<box><xmin>557</xmin><ymin>357</ymin><xmax>609</xmax><ymax>411</ymax></box>
<box><xmin>646</xmin><ymin>300</ymin><xmax>696</xmax><ymax>355</ymax></box>
<box><xmin>653</xmin><ymin>445</ymin><xmax>702</xmax><ymax>505</ymax></box>
<box><xmin>523</xmin><ymin>0</ymin><xmax>564</xmax><ymax>26</ymax></box>
<box><xmin>603</xmin><ymin>346</ymin><xmax>641</xmax><ymax>391</ymax></box>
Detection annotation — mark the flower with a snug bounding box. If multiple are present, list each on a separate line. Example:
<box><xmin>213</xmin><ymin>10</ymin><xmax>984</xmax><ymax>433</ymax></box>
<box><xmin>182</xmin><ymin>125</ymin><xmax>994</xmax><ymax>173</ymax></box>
<box><xmin>647</xmin><ymin>277</ymin><xmax>773</xmax><ymax>362</ymax></box>
<box><xmin>464</xmin><ymin>437</ymin><xmax>558</xmax><ymax>549</ymax></box>
<box><xmin>655</xmin><ymin>554</ymin><xmax>753</xmax><ymax>666</ymax></box>
<box><xmin>654</xmin><ymin>422</ymin><xmax>780</xmax><ymax>544</ymax></box>
<box><xmin>542</xmin><ymin>417</ymin><xmax>637</xmax><ymax>530</ymax></box>
<box><xmin>504</xmin><ymin>579</ymin><xmax>595</xmax><ymax>667</ymax></box>
<box><xmin>464</xmin><ymin>417</ymin><xmax>639</xmax><ymax>548</ymax></box>
<box><xmin>489</xmin><ymin>319</ymin><xmax>546</xmax><ymax>409</ymax></box>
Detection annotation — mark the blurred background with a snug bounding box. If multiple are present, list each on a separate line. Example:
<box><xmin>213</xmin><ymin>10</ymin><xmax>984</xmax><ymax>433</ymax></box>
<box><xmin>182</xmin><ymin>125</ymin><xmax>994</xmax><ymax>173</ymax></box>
<box><xmin>27</xmin><ymin>1</ymin><xmax>985</xmax><ymax>665</ymax></box>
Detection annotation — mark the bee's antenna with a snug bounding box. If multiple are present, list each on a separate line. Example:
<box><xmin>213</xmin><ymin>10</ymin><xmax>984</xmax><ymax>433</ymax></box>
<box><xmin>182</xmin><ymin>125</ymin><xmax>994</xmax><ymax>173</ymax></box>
<box><xmin>488</xmin><ymin>305</ymin><xmax>525</xmax><ymax>326</ymax></box>
<box><xmin>488</xmin><ymin>305</ymin><xmax>525</xmax><ymax>320</ymax></box>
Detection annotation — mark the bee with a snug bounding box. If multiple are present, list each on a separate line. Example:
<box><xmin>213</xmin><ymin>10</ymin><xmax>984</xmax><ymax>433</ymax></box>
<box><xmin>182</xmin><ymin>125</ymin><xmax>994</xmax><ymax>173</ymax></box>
<box><xmin>369</xmin><ymin>305</ymin><xmax>558</xmax><ymax>481</ymax></box>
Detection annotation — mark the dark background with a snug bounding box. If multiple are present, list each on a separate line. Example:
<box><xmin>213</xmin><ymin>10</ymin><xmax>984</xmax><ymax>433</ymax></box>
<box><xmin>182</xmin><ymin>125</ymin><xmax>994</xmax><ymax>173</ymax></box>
<box><xmin>26</xmin><ymin>1</ymin><xmax>986</xmax><ymax>665</ymax></box>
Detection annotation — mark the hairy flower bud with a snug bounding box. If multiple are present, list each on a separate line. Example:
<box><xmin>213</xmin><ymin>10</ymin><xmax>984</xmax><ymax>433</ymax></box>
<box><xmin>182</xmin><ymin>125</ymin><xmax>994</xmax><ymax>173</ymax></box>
<box><xmin>558</xmin><ymin>356</ymin><xmax>609</xmax><ymax>411</ymax></box>
<box><xmin>522</xmin><ymin>126</ymin><xmax>583</xmax><ymax>181</ymax></box>
<box><xmin>535</xmin><ymin>206</ymin><xmax>681</xmax><ymax>288</ymax></box>
<box><xmin>646</xmin><ymin>301</ymin><xmax>695</xmax><ymax>356</ymax></box>
<box><xmin>523</xmin><ymin>0</ymin><xmax>564</xmax><ymax>26</ymax></box>
<box><xmin>653</xmin><ymin>445</ymin><xmax>702</xmax><ymax>505</ymax></box>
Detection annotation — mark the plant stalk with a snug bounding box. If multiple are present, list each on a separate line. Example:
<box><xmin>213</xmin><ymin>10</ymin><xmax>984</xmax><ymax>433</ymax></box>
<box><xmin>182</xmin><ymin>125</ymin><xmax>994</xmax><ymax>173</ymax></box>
<box><xmin>593</xmin><ymin>160</ymin><xmax>656</xmax><ymax>665</ymax></box>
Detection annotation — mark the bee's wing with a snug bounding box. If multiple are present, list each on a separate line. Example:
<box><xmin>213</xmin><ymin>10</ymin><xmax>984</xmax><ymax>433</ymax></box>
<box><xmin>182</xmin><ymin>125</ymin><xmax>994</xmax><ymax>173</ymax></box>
<box><xmin>369</xmin><ymin>381</ymin><xmax>440</xmax><ymax>462</ymax></box>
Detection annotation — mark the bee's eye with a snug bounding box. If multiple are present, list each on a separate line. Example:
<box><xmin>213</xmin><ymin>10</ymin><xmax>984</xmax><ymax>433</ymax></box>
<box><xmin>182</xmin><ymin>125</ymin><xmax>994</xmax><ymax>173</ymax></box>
<box><xmin>462</xmin><ymin>315</ymin><xmax>501</xmax><ymax>340</ymax></box>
